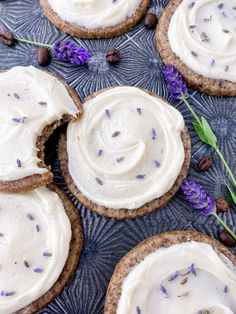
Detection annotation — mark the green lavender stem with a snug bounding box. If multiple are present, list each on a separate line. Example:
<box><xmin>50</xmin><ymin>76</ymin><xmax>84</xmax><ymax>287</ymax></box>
<box><xmin>213</xmin><ymin>212</ymin><xmax>236</xmax><ymax>241</ymax></box>
<box><xmin>182</xmin><ymin>95</ymin><xmax>236</xmax><ymax>189</ymax></box>
<box><xmin>182</xmin><ymin>96</ymin><xmax>202</xmax><ymax>126</ymax></box>
<box><xmin>215</xmin><ymin>146</ymin><xmax>236</xmax><ymax>188</ymax></box>
<box><xmin>15</xmin><ymin>37</ymin><xmax>51</xmax><ymax>49</ymax></box>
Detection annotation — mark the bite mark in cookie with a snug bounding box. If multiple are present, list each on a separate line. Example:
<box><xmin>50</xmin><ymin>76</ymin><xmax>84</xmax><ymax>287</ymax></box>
<box><xmin>0</xmin><ymin>66</ymin><xmax>82</xmax><ymax>193</ymax></box>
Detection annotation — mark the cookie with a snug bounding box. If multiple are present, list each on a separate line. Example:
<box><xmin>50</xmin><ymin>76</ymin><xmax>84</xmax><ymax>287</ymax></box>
<box><xmin>105</xmin><ymin>230</ymin><xmax>236</xmax><ymax>314</ymax></box>
<box><xmin>40</xmin><ymin>0</ymin><xmax>150</xmax><ymax>39</ymax></box>
<box><xmin>0</xmin><ymin>66</ymin><xmax>82</xmax><ymax>193</ymax></box>
<box><xmin>58</xmin><ymin>86</ymin><xmax>191</xmax><ymax>220</ymax></box>
<box><xmin>0</xmin><ymin>184</ymin><xmax>83</xmax><ymax>314</ymax></box>
<box><xmin>157</xmin><ymin>0</ymin><xmax>236</xmax><ymax>96</ymax></box>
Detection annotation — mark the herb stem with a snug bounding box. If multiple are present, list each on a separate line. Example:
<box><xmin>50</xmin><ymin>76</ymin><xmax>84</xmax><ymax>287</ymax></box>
<box><xmin>213</xmin><ymin>212</ymin><xmax>236</xmax><ymax>241</ymax></box>
<box><xmin>214</xmin><ymin>146</ymin><xmax>236</xmax><ymax>188</ymax></box>
<box><xmin>182</xmin><ymin>96</ymin><xmax>236</xmax><ymax>188</ymax></box>
<box><xmin>181</xmin><ymin>96</ymin><xmax>202</xmax><ymax>126</ymax></box>
<box><xmin>15</xmin><ymin>37</ymin><xmax>51</xmax><ymax>49</ymax></box>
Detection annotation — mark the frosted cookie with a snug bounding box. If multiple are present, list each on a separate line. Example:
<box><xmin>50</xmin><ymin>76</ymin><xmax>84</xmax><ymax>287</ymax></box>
<box><xmin>0</xmin><ymin>66</ymin><xmax>82</xmax><ymax>193</ymax></box>
<box><xmin>105</xmin><ymin>230</ymin><xmax>236</xmax><ymax>314</ymax></box>
<box><xmin>157</xmin><ymin>0</ymin><xmax>236</xmax><ymax>96</ymax></box>
<box><xmin>40</xmin><ymin>0</ymin><xmax>150</xmax><ymax>38</ymax></box>
<box><xmin>0</xmin><ymin>185</ymin><xmax>83</xmax><ymax>314</ymax></box>
<box><xmin>59</xmin><ymin>86</ymin><xmax>191</xmax><ymax>219</ymax></box>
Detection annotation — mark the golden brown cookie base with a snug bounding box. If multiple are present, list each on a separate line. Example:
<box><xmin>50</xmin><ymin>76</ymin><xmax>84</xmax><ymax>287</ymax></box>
<box><xmin>16</xmin><ymin>184</ymin><xmax>83</xmax><ymax>314</ymax></box>
<box><xmin>104</xmin><ymin>230</ymin><xmax>236</xmax><ymax>313</ymax></box>
<box><xmin>40</xmin><ymin>0</ymin><xmax>150</xmax><ymax>39</ymax></box>
<box><xmin>0</xmin><ymin>70</ymin><xmax>82</xmax><ymax>193</ymax></box>
<box><xmin>58</xmin><ymin>87</ymin><xmax>191</xmax><ymax>220</ymax></box>
<box><xmin>156</xmin><ymin>0</ymin><xmax>236</xmax><ymax>96</ymax></box>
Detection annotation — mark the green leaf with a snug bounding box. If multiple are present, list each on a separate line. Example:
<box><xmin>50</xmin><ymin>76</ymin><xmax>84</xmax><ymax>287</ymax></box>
<box><xmin>201</xmin><ymin>117</ymin><xmax>217</xmax><ymax>148</ymax></box>
<box><xmin>193</xmin><ymin>122</ymin><xmax>207</xmax><ymax>143</ymax></box>
<box><xmin>226</xmin><ymin>184</ymin><xmax>236</xmax><ymax>205</ymax></box>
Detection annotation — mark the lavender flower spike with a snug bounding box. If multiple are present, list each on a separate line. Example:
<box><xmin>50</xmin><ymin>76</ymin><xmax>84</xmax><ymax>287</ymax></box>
<box><xmin>181</xmin><ymin>179</ymin><xmax>216</xmax><ymax>216</ymax></box>
<box><xmin>163</xmin><ymin>65</ymin><xmax>187</xmax><ymax>100</ymax></box>
<box><xmin>52</xmin><ymin>40</ymin><xmax>90</xmax><ymax>65</ymax></box>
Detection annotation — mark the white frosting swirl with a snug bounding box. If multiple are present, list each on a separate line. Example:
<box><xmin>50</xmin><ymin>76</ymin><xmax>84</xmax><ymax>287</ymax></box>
<box><xmin>168</xmin><ymin>0</ymin><xmax>236</xmax><ymax>82</ymax></box>
<box><xmin>0</xmin><ymin>187</ymin><xmax>71</xmax><ymax>314</ymax></box>
<box><xmin>47</xmin><ymin>0</ymin><xmax>143</xmax><ymax>29</ymax></box>
<box><xmin>0</xmin><ymin>66</ymin><xmax>79</xmax><ymax>181</ymax></box>
<box><xmin>117</xmin><ymin>242</ymin><xmax>236</xmax><ymax>314</ymax></box>
<box><xmin>67</xmin><ymin>86</ymin><xmax>185</xmax><ymax>210</ymax></box>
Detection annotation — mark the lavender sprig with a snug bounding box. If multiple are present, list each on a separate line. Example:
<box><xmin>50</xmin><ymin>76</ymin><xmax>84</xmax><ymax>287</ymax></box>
<box><xmin>182</xmin><ymin>179</ymin><xmax>236</xmax><ymax>241</ymax></box>
<box><xmin>9</xmin><ymin>35</ymin><xmax>90</xmax><ymax>65</ymax></box>
<box><xmin>163</xmin><ymin>65</ymin><xmax>236</xmax><ymax>205</ymax></box>
<box><xmin>52</xmin><ymin>40</ymin><xmax>90</xmax><ymax>65</ymax></box>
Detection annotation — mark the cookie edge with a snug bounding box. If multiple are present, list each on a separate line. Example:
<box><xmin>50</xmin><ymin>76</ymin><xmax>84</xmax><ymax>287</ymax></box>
<box><xmin>40</xmin><ymin>0</ymin><xmax>150</xmax><ymax>39</ymax></box>
<box><xmin>0</xmin><ymin>69</ymin><xmax>83</xmax><ymax>193</ymax></box>
<box><xmin>16</xmin><ymin>184</ymin><xmax>83</xmax><ymax>314</ymax></box>
<box><xmin>104</xmin><ymin>230</ymin><xmax>236</xmax><ymax>313</ymax></box>
<box><xmin>156</xmin><ymin>0</ymin><xmax>236</xmax><ymax>96</ymax></box>
<box><xmin>58</xmin><ymin>86</ymin><xmax>191</xmax><ymax>220</ymax></box>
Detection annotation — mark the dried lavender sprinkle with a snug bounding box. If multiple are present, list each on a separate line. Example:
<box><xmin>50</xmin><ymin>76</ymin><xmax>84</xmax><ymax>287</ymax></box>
<box><xmin>224</xmin><ymin>65</ymin><xmax>229</xmax><ymax>72</ymax></box>
<box><xmin>189</xmin><ymin>25</ymin><xmax>196</xmax><ymax>29</ymax></box>
<box><xmin>38</xmin><ymin>101</ymin><xmax>47</xmax><ymax>106</ymax></box>
<box><xmin>12</xmin><ymin>117</ymin><xmax>27</xmax><ymax>123</ymax></box>
<box><xmin>224</xmin><ymin>286</ymin><xmax>228</xmax><ymax>293</ymax></box>
<box><xmin>36</xmin><ymin>225</ymin><xmax>40</xmax><ymax>232</ymax></box>
<box><xmin>96</xmin><ymin>177</ymin><xmax>103</xmax><ymax>185</ymax></box>
<box><xmin>191</xmin><ymin>51</ymin><xmax>198</xmax><ymax>57</ymax></box>
<box><xmin>178</xmin><ymin>292</ymin><xmax>189</xmax><ymax>297</ymax></box>
<box><xmin>98</xmin><ymin>149</ymin><xmax>103</xmax><ymax>157</ymax></box>
<box><xmin>203</xmin><ymin>15</ymin><xmax>212</xmax><ymax>22</ymax></box>
<box><xmin>189</xmin><ymin>263</ymin><xmax>197</xmax><ymax>276</ymax></box>
<box><xmin>201</xmin><ymin>32</ymin><xmax>210</xmax><ymax>42</ymax></box>
<box><xmin>24</xmin><ymin>260</ymin><xmax>30</xmax><ymax>268</ymax></box>
<box><xmin>16</xmin><ymin>159</ymin><xmax>22</xmax><ymax>168</ymax></box>
<box><xmin>1</xmin><ymin>291</ymin><xmax>16</xmax><ymax>297</ymax></box>
<box><xmin>34</xmin><ymin>268</ymin><xmax>43</xmax><ymax>273</ymax></box>
<box><xmin>112</xmin><ymin>131</ymin><xmax>121</xmax><ymax>138</ymax></box>
<box><xmin>136</xmin><ymin>306</ymin><xmax>141</xmax><ymax>314</ymax></box>
<box><xmin>43</xmin><ymin>252</ymin><xmax>52</xmax><ymax>257</ymax></box>
<box><xmin>13</xmin><ymin>93</ymin><xmax>20</xmax><ymax>99</ymax></box>
<box><xmin>152</xmin><ymin>128</ymin><xmax>156</xmax><ymax>140</ymax></box>
<box><xmin>137</xmin><ymin>108</ymin><xmax>142</xmax><ymax>115</ymax></box>
<box><xmin>27</xmin><ymin>214</ymin><xmax>34</xmax><ymax>221</ymax></box>
<box><xmin>222</xmin><ymin>29</ymin><xmax>229</xmax><ymax>33</ymax></box>
<box><xmin>222</xmin><ymin>12</ymin><xmax>227</xmax><ymax>17</ymax></box>
<box><xmin>105</xmin><ymin>109</ymin><xmax>110</xmax><ymax>118</ymax></box>
<box><xmin>160</xmin><ymin>285</ymin><xmax>169</xmax><ymax>298</ymax></box>
<box><xmin>188</xmin><ymin>2</ymin><xmax>195</xmax><ymax>9</ymax></box>
<box><xmin>211</xmin><ymin>59</ymin><xmax>216</xmax><ymax>67</ymax></box>
<box><xmin>0</xmin><ymin>233</ymin><xmax>3</xmax><ymax>237</ymax></box>
<box><xmin>136</xmin><ymin>175</ymin><xmax>146</xmax><ymax>179</ymax></box>
<box><xmin>168</xmin><ymin>271</ymin><xmax>179</xmax><ymax>281</ymax></box>
<box><xmin>181</xmin><ymin>277</ymin><xmax>188</xmax><ymax>285</ymax></box>
<box><xmin>218</xmin><ymin>3</ymin><xmax>224</xmax><ymax>9</ymax></box>
<box><xmin>116</xmin><ymin>157</ymin><xmax>124</xmax><ymax>163</ymax></box>
<box><xmin>155</xmin><ymin>160</ymin><xmax>161</xmax><ymax>168</ymax></box>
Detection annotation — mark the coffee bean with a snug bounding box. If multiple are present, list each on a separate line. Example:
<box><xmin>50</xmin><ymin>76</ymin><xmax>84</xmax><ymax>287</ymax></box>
<box><xmin>0</xmin><ymin>30</ymin><xmax>14</xmax><ymax>46</ymax></box>
<box><xmin>144</xmin><ymin>13</ymin><xmax>158</xmax><ymax>29</ymax></box>
<box><xmin>216</xmin><ymin>198</ymin><xmax>229</xmax><ymax>213</ymax></box>
<box><xmin>197</xmin><ymin>156</ymin><xmax>213</xmax><ymax>172</ymax></box>
<box><xmin>37</xmin><ymin>47</ymin><xmax>51</xmax><ymax>67</ymax></box>
<box><xmin>219</xmin><ymin>230</ymin><xmax>236</xmax><ymax>247</ymax></box>
<box><xmin>106</xmin><ymin>49</ymin><xmax>120</xmax><ymax>64</ymax></box>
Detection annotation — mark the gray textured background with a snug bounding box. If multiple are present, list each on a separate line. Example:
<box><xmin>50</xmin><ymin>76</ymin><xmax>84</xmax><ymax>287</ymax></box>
<box><xmin>0</xmin><ymin>0</ymin><xmax>236</xmax><ymax>313</ymax></box>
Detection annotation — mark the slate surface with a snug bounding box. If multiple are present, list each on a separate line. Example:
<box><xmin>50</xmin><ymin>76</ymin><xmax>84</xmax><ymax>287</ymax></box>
<box><xmin>0</xmin><ymin>0</ymin><xmax>235</xmax><ymax>313</ymax></box>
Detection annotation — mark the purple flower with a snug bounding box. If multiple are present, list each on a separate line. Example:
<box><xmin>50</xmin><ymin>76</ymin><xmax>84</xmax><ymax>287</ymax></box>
<box><xmin>181</xmin><ymin>179</ymin><xmax>216</xmax><ymax>216</ymax></box>
<box><xmin>163</xmin><ymin>65</ymin><xmax>187</xmax><ymax>100</ymax></box>
<box><xmin>189</xmin><ymin>263</ymin><xmax>197</xmax><ymax>276</ymax></box>
<box><xmin>136</xmin><ymin>306</ymin><xmax>141</xmax><ymax>314</ymax></box>
<box><xmin>168</xmin><ymin>271</ymin><xmax>179</xmax><ymax>281</ymax></box>
<box><xmin>52</xmin><ymin>40</ymin><xmax>90</xmax><ymax>65</ymax></box>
